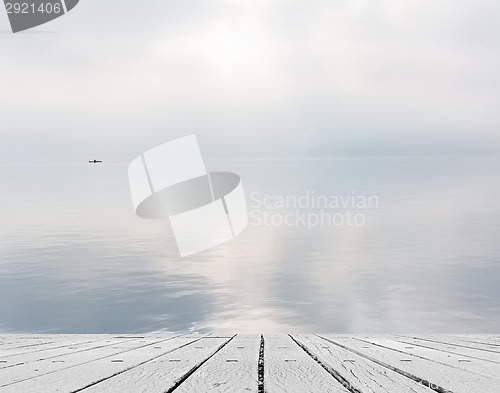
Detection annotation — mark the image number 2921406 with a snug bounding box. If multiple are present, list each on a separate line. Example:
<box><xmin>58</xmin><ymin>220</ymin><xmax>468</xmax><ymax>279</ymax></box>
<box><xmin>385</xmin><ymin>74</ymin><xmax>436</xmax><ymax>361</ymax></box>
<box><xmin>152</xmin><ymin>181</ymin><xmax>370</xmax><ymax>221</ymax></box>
<box><xmin>3</xmin><ymin>0</ymin><xmax>79</xmax><ymax>33</ymax></box>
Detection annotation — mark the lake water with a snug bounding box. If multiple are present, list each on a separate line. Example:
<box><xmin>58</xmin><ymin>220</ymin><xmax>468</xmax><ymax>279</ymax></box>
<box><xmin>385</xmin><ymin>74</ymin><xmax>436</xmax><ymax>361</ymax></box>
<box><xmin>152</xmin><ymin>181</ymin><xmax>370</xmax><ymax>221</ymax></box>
<box><xmin>1</xmin><ymin>157</ymin><xmax>499</xmax><ymax>333</ymax></box>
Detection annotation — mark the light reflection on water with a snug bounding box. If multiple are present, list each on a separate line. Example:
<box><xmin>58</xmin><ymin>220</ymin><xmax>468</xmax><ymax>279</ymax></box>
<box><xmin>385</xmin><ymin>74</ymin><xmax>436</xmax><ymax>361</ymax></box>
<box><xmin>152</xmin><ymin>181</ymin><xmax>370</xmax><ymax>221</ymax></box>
<box><xmin>0</xmin><ymin>157</ymin><xmax>499</xmax><ymax>333</ymax></box>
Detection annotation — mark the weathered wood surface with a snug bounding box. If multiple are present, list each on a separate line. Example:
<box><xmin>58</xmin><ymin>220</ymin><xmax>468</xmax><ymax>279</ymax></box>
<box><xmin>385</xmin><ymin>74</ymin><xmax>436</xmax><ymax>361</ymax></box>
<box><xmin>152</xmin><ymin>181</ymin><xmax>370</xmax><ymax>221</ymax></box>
<box><xmin>393</xmin><ymin>335</ymin><xmax>500</xmax><ymax>362</ymax></box>
<box><xmin>291</xmin><ymin>335</ymin><xmax>434</xmax><ymax>393</ymax></box>
<box><xmin>264</xmin><ymin>335</ymin><xmax>349</xmax><ymax>393</ymax></box>
<box><xmin>1</xmin><ymin>334</ymin><xmax>499</xmax><ymax>392</ymax></box>
<box><xmin>173</xmin><ymin>334</ymin><xmax>260</xmax><ymax>393</ymax></box>
<box><xmin>319</xmin><ymin>334</ymin><xmax>500</xmax><ymax>393</ymax></box>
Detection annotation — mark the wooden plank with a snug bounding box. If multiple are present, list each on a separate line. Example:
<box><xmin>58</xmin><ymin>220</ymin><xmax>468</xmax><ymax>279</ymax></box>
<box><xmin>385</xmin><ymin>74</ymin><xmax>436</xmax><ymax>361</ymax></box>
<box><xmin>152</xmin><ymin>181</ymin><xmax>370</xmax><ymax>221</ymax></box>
<box><xmin>173</xmin><ymin>334</ymin><xmax>260</xmax><ymax>393</ymax></box>
<box><xmin>451</xmin><ymin>335</ymin><xmax>500</xmax><ymax>343</ymax></box>
<box><xmin>0</xmin><ymin>337</ymin><xmax>138</xmax><ymax>370</ymax></box>
<box><xmin>2</xmin><ymin>334</ymin><xmax>500</xmax><ymax>392</ymax></box>
<box><xmin>72</xmin><ymin>336</ymin><xmax>232</xmax><ymax>393</ymax></box>
<box><xmin>395</xmin><ymin>335</ymin><xmax>500</xmax><ymax>363</ymax></box>
<box><xmin>0</xmin><ymin>335</ymin><xmax>117</xmax><ymax>358</ymax></box>
<box><xmin>0</xmin><ymin>336</ymin><xmax>118</xmax><ymax>359</ymax></box>
<box><xmin>319</xmin><ymin>335</ymin><xmax>500</xmax><ymax>393</ymax></box>
<box><xmin>264</xmin><ymin>335</ymin><xmax>349</xmax><ymax>393</ymax></box>
<box><xmin>428</xmin><ymin>334</ymin><xmax>500</xmax><ymax>348</ymax></box>
<box><xmin>0</xmin><ymin>335</ymin><xmax>171</xmax><ymax>362</ymax></box>
<box><xmin>291</xmin><ymin>334</ymin><xmax>434</xmax><ymax>393</ymax></box>
<box><xmin>358</xmin><ymin>337</ymin><xmax>500</xmax><ymax>380</ymax></box>
<box><xmin>0</xmin><ymin>339</ymin><xmax>57</xmax><ymax>353</ymax></box>
<box><xmin>418</xmin><ymin>334</ymin><xmax>500</xmax><ymax>350</ymax></box>
<box><xmin>0</xmin><ymin>335</ymin><xmax>188</xmax><ymax>390</ymax></box>
<box><xmin>0</xmin><ymin>337</ymin><xmax>150</xmax><ymax>384</ymax></box>
<box><xmin>399</xmin><ymin>335</ymin><xmax>500</xmax><ymax>354</ymax></box>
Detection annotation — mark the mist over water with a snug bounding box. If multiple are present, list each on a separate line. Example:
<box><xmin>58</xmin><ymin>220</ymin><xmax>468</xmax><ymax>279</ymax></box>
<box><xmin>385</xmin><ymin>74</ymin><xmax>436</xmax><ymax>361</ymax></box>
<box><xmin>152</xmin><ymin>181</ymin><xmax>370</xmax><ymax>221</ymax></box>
<box><xmin>0</xmin><ymin>157</ymin><xmax>499</xmax><ymax>333</ymax></box>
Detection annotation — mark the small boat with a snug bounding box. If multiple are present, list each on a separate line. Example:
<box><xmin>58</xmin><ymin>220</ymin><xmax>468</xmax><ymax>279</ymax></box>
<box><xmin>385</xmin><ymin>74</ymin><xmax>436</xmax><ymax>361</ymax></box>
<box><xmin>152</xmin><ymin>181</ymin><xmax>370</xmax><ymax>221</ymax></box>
<box><xmin>89</xmin><ymin>160</ymin><xmax>103</xmax><ymax>163</ymax></box>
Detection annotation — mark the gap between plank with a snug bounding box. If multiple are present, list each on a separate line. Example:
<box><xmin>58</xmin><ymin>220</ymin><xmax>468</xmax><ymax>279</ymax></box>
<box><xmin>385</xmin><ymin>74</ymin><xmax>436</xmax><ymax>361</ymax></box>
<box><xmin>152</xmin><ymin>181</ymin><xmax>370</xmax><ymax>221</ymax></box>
<box><xmin>165</xmin><ymin>335</ymin><xmax>236</xmax><ymax>393</ymax></box>
<box><xmin>0</xmin><ymin>338</ymin><xmax>137</xmax><ymax>367</ymax></box>
<box><xmin>393</xmin><ymin>338</ymin><xmax>500</xmax><ymax>364</ymax></box>
<box><xmin>353</xmin><ymin>337</ymin><xmax>497</xmax><ymax>377</ymax></box>
<box><xmin>0</xmin><ymin>335</ymin><xmax>187</xmax><ymax>389</ymax></box>
<box><xmin>289</xmin><ymin>335</ymin><xmax>362</xmax><ymax>393</ymax></box>
<box><xmin>316</xmin><ymin>335</ymin><xmax>452</xmax><ymax>393</ymax></box>
<box><xmin>0</xmin><ymin>338</ymin><xmax>138</xmax><ymax>371</ymax></box>
<box><xmin>258</xmin><ymin>335</ymin><xmax>265</xmax><ymax>393</ymax></box>
<box><xmin>73</xmin><ymin>336</ymin><xmax>206</xmax><ymax>392</ymax></box>
<box><xmin>399</xmin><ymin>336</ymin><xmax>500</xmax><ymax>354</ymax></box>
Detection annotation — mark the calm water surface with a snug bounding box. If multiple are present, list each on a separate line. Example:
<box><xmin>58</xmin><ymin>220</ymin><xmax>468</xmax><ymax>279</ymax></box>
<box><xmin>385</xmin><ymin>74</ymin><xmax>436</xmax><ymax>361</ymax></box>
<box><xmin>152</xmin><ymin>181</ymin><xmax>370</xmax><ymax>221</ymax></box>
<box><xmin>0</xmin><ymin>157</ymin><xmax>499</xmax><ymax>333</ymax></box>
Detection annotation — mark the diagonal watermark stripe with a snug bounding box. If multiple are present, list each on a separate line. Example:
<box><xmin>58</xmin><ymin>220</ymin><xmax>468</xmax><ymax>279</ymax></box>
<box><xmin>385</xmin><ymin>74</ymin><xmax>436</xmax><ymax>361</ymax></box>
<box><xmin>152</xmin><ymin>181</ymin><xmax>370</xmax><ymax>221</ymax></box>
<box><xmin>128</xmin><ymin>135</ymin><xmax>249</xmax><ymax>257</ymax></box>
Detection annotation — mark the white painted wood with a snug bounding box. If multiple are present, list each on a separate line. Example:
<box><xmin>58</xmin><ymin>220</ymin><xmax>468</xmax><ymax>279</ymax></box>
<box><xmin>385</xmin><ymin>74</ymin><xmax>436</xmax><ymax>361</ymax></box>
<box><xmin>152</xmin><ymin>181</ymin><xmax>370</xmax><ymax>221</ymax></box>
<box><xmin>450</xmin><ymin>335</ymin><xmax>500</xmax><ymax>343</ymax></box>
<box><xmin>0</xmin><ymin>335</ymin><xmax>118</xmax><ymax>358</ymax></box>
<box><xmin>2</xmin><ymin>335</ymin><xmax>500</xmax><ymax>392</ymax></box>
<box><xmin>74</xmin><ymin>336</ymin><xmax>231</xmax><ymax>393</ymax></box>
<box><xmin>319</xmin><ymin>335</ymin><xmax>500</xmax><ymax>393</ymax></box>
<box><xmin>174</xmin><ymin>334</ymin><xmax>260</xmax><ymax>393</ymax></box>
<box><xmin>0</xmin><ymin>335</ymin><xmax>189</xmax><ymax>390</ymax></box>
<box><xmin>292</xmin><ymin>334</ymin><xmax>434</xmax><ymax>393</ymax></box>
<box><xmin>0</xmin><ymin>339</ymin><xmax>56</xmax><ymax>354</ymax></box>
<box><xmin>411</xmin><ymin>335</ymin><xmax>500</xmax><ymax>351</ymax></box>
<box><xmin>264</xmin><ymin>335</ymin><xmax>349</xmax><ymax>393</ymax></box>
<box><xmin>394</xmin><ymin>335</ymin><xmax>500</xmax><ymax>363</ymax></box>
<box><xmin>0</xmin><ymin>337</ymin><xmax>135</xmax><ymax>370</ymax></box>
<box><xmin>358</xmin><ymin>337</ymin><xmax>500</xmax><ymax>380</ymax></box>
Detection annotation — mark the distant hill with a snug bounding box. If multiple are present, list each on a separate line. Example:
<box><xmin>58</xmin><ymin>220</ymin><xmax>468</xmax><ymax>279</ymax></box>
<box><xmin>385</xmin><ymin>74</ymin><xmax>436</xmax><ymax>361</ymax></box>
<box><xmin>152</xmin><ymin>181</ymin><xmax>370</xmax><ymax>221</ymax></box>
<box><xmin>309</xmin><ymin>132</ymin><xmax>500</xmax><ymax>157</ymax></box>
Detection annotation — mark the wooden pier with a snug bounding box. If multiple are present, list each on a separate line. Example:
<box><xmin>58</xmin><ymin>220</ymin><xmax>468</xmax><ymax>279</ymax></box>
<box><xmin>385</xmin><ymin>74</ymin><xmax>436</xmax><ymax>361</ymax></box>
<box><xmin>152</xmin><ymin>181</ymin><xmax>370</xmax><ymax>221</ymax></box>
<box><xmin>1</xmin><ymin>334</ymin><xmax>499</xmax><ymax>392</ymax></box>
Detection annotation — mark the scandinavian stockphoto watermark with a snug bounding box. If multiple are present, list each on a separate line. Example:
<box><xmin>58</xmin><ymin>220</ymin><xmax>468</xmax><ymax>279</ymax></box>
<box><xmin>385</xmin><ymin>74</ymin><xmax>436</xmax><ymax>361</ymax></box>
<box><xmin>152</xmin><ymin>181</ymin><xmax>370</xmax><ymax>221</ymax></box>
<box><xmin>3</xmin><ymin>0</ymin><xmax>79</xmax><ymax>33</ymax></box>
<box><xmin>128</xmin><ymin>135</ymin><xmax>378</xmax><ymax>256</ymax></box>
<box><xmin>249</xmin><ymin>190</ymin><xmax>379</xmax><ymax>229</ymax></box>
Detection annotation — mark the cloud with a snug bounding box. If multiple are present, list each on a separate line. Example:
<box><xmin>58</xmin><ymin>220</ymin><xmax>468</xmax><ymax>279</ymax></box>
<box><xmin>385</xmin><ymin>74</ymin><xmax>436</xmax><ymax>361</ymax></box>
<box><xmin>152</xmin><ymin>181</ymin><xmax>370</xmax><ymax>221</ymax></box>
<box><xmin>0</xmin><ymin>0</ymin><xmax>499</xmax><ymax>161</ymax></box>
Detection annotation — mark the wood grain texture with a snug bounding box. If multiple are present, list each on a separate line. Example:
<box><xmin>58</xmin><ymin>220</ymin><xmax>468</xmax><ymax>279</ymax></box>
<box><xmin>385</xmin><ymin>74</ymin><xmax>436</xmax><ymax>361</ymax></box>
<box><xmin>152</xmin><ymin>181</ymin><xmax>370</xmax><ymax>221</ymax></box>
<box><xmin>73</xmin><ymin>336</ymin><xmax>232</xmax><ymax>393</ymax></box>
<box><xmin>173</xmin><ymin>334</ymin><xmax>260</xmax><ymax>393</ymax></box>
<box><xmin>319</xmin><ymin>334</ymin><xmax>500</xmax><ymax>393</ymax></box>
<box><xmin>1</xmin><ymin>334</ymin><xmax>499</xmax><ymax>393</ymax></box>
<box><xmin>394</xmin><ymin>335</ymin><xmax>500</xmax><ymax>363</ymax></box>
<box><xmin>399</xmin><ymin>334</ymin><xmax>500</xmax><ymax>353</ymax></box>
<box><xmin>0</xmin><ymin>337</ymin><xmax>127</xmax><ymax>370</ymax></box>
<box><xmin>0</xmin><ymin>335</ymin><xmax>194</xmax><ymax>392</ymax></box>
<box><xmin>365</xmin><ymin>336</ymin><xmax>500</xmax><ymax>370</ymax></box>
<box><xmin>0</xmin><ymin>335</ymin><xmax>142</xmax><ymax>358</ymax></box>
<box><xmin>264</xmin><ymin>335</ymin><xmax>349</xmax><ymax>393</ymax></box>
<box><xmin>292</xmin><ymin>334</ymin><xmax>435</xmax><ymax>393</ymax></box>
<box><xmin>358</xmin><ymin>337</ymin><xmax>500</xmax><ymax>380</ymax></box>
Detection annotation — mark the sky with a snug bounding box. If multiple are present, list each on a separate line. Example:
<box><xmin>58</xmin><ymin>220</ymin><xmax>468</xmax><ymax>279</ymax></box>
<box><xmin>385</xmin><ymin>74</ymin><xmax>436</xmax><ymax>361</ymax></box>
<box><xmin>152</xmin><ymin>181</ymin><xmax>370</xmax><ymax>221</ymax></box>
<box><xmin>1</xmin><ymin>2</ymin><xmax>500</xmax><ymax>334</ymax></box>
<box><xmin>1</xmin><ymin>0</ymin><xmax>499</xmax><ymax>162</ymax></box>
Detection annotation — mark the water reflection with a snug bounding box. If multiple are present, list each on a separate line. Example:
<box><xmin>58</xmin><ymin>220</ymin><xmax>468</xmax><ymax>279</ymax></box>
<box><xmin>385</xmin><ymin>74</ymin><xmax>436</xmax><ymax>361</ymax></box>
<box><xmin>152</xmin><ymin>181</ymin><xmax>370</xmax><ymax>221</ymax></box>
<box><xmin>0</xmin><ymin>157</ymin><xmax>499</xmax><ymax>333</ymax></box>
